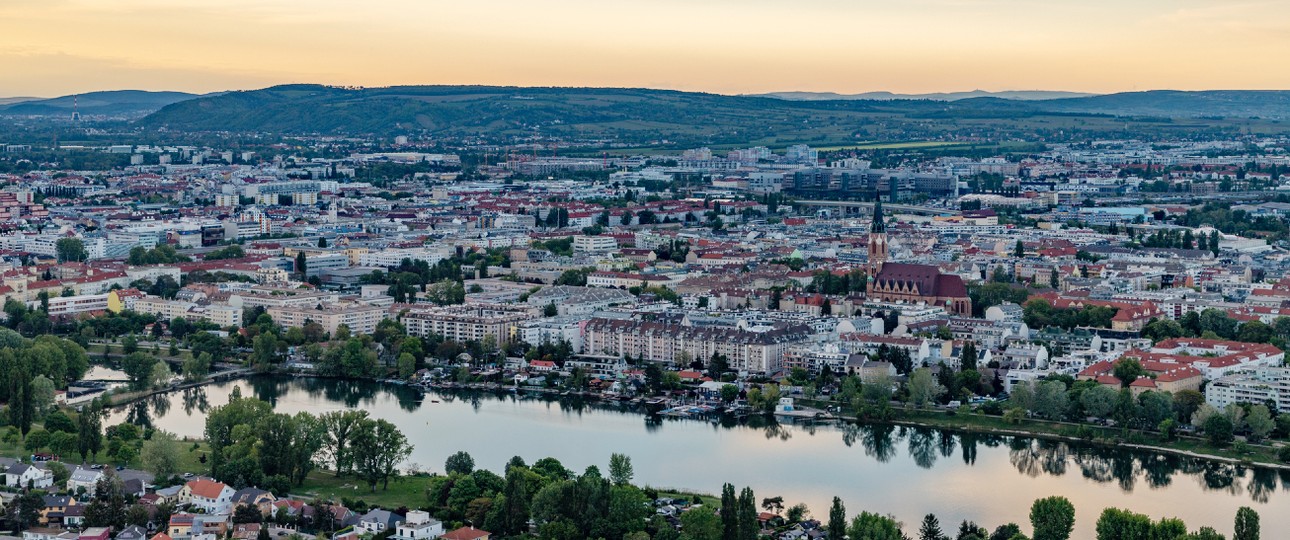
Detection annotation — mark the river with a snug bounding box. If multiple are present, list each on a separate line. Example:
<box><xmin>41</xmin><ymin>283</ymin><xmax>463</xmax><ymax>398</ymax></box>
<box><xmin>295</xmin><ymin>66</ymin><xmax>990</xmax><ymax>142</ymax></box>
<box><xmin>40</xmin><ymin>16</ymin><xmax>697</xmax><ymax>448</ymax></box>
<box><xmin>106</xmin><ymin>376</ymin><xmax>1289</xmax><ymax>538</ymax></box>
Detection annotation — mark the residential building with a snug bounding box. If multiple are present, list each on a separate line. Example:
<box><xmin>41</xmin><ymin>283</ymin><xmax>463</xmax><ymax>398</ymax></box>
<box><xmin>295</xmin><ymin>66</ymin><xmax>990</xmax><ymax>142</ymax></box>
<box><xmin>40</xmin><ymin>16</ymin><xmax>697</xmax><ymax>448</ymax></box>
<box><xmin>1206</xmin><ymin>367</ymin><xmax>1290</xmax><ymax>411</ymax></box>
<box><xmin>267</xmin><ymin>303</ymin><xmax>386</xmax><ymax>335</ymax></box>
<box><xmin>402</xmin><ymin>304</ymin><xmax>535</xmax><ymax>345</ymax></box>
<box><xmin>393</xmin><ymin>510</ymin><xmax>444</xmax><ymax>540</ymax></box>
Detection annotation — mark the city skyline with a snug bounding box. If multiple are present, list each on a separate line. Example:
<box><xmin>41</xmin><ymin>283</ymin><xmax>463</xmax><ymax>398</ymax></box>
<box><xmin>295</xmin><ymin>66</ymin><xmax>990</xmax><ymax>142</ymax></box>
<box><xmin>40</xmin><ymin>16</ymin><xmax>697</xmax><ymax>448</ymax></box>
<box><xmin>4</xmin><ymin>0</ymin><xmax>1290</xmax><ymax>97</ymax></box>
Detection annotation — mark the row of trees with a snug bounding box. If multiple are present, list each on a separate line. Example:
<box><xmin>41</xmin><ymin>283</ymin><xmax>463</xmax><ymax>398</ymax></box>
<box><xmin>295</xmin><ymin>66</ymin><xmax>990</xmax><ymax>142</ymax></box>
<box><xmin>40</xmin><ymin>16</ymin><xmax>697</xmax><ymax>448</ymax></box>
<box><xmin>1141</xmin><ymin>309</ymin><xmax>1290</xmax><ymax>349</ymax></box>
<box><xmin>1005</xmin><ymin>376</ymin><xmax>1290</xmax><ymax>446</ymax></box>
<box><xmin>203</xmin><ymin>392</ymin><xmax>412</xmax><ymax>493</ymax></box>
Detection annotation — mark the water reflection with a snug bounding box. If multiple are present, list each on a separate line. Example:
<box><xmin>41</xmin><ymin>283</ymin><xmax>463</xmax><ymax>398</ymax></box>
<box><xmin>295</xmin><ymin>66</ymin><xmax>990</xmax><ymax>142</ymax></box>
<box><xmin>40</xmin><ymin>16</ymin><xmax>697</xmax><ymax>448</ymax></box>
<box><xmin>111</xmin><ymin>376</ymin><xmax>1287</xmax><ymax>508</ymax></box>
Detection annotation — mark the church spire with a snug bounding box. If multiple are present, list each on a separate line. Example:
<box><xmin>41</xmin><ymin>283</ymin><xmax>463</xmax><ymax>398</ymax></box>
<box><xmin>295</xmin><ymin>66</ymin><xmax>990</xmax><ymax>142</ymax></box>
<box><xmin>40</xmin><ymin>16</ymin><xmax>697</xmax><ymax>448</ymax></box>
<box><xmin>870</xmin><ymin>193</ymin><xmax>886</xmax><ymax>233</ymax></box>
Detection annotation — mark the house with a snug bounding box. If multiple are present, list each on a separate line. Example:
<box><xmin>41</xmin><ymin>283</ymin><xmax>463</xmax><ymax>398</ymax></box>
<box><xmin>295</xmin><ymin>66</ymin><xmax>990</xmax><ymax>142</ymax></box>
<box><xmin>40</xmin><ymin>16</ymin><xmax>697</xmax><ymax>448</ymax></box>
<box><xmin>7</xmin><ymin>463</ymin><xmax>54</xmax><ymax>489</ymax></box>
<box><xmin>66</xmin><ymin>467</ymin><xmax>102</xmax><ymax>493</ymax></box>
<box><xmin>63</xmin><ymin>505</ymin><xmax>85</xmax><ymax>528</ymax></box>
<box><xmin>40</xmin><ymin>496</ymin><xmax>77</xmax><ymax>527</ymax></box>
<box><xmin>231</xmin><ymin>524</ymin><xmax>261</xmax><ymax>540</ymax></box>
<box><xmin>439</xmin><ymin>527</ymin><xmax>491</xmax><ymax>540</ymax></box>
<box><xmin>78</xmin><ymin>527</ymin><xmax>110</xmax><ymax>540</ymax></box>
<box><xmin>393</xmin><ymin>510</ymin><xmax>443</xmax><ymax>540</ymax></box>
<box><xmin>169</xmin><ymin>514</ymin><xmax>195</xmax><ymax>538</ymax></box>
<box><xmin>116</xmin><ymin>526</ymin><xmax>149</xmax><ymax>540</ymax></box>
<box><xmin>357</xmin><ymin>509</ymin><xmax>403</xmax><ymax>534</ymax></box>
<box><xmin>180</xmin><ymin>479</ymin><xmax>235</xmax><ymax>514</ymax></box>
<box><xmin>231</xmin><ymin>487</ymin><xmax>275</xmax><ymax>511</ymax></box>
<box><xmin>123</xmin><ymin>477</ymin><xmax>146</xmax><ymax>498</ymax></box>
<box><xmin>22</xmin><ymin>528</ymin><xmax>76</xmax><ymax>540</ymax></box>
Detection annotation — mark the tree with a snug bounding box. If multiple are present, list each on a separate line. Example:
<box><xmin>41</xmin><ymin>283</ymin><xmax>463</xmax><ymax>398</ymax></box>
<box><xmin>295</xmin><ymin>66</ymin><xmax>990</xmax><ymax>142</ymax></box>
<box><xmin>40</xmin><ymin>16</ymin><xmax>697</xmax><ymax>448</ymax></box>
<box><xmin>1014</xmin><ymin>240</ymin><xmax>1025</xmax><ymax>258</ymax></box>
<box><xmin>680</xmin><ymin>508</ymin><xmax>723</xmax><ymax>540</ymax></box>
<box><xmin>720</xmin><ymin>483</ymin><xmax>737</xmax><ymax>540</ymax></box>
<box><xmin>56</xmin><ymin>238</ymin><xmax>88</xmax><ymax>263</ymax></box>
<box><xmin>351</xmin><ymin>419</ymin><xmax>413</xmax><ymax>491</ymax></box>
<box><xmin>28</xmin><ymin>376</ymin><xmax>55</xmax><ymax>420</ymax></box>
<box><xmin>1080</xmin><ymin>385</ymin><xmax>1118</xmax><ymax>419</ymax></box>
<box><xmin>1030</xmin><ymin>496</ymin><xmax>1075</xmax><ymax>540</ymax></box>
<box><xmin>295</xmin><ymin>252</ymin><xmax>307</xmax><ymax>277</ymax></box>
<box><xmin>737</xmin><ymin>487</ymin><xmax>757</xmax><ymax>540</ymax></box>
<box><xmin>1234</xmin><ymin>507</ymin><xmax>1259</xmax><ymax>540</ymax></box>
<box><xmin>828</xmin><ymin>496</ymin><xmax>846</xmax><ymax>540</ymax></box>
<box><xmin>150</xmin><ymin>361</ymin><xmax>173</xmax><ymax>388</ymax></box>
<box><xmin>719</xmin><ymin>384</ymin><xmax>740</xmax><ymax>405</ymax></box>
<box><xmin>1094</xmin><ymin>508</ymin><xmax>1152</xmax><ymax>540</ymax></box>
<box><xmin>961</xmin><ymin>342</ymin><xmax>978</xmax><ymax>372</ymax></box>
<box><xmin>398</xmin><ymin>352</ymin><xmax>416</xmax><ymax>379</ymax></box>
<box><xmin>1245</xmin><ymin>405</ymin><xmax>1274</xmax><ymax>443</ymax></box>
<box><xmin>121</xmin><ymin>352</ymin><xmax>159</xmax><ymax>390</ymax></box>
<box><xmin>990</xmin><ymin>524</ymin><xmax>1022</xmax><ymax>540</ymax></box>
<box><xmin>84</xmin><ymin>470</ymin><xmax>127</xmax><ymax>529</ymax></box>
<box><xmin>609</xmin><ymin>453</ymin><xmax>633</xmax><ymax>486</ymax></box>
<box><xmin>141</xmin><ymin>429</ymin><xmax>183</xmax><ymax>480</ymax></box>
<box><xmin>1112</xmin><ymin>358</ymin><xmax>1146</xmax><ymax>387</ymax></box>
<box><xmin>446</xmin><ymin>451</ymin><xmax>475</xmax><ymax>475</ymax></box>
<box><xmin>13</xmin><ymin>491</ymin><xmax>44</xmax><ymax>531</ymax></box>
<box><xmin>919</xmin><ymin>513</ymin><xmax>946</xmax><ymax>540</ymax></box>
<box><xmin>907</xmin><ymin>368</ymin><xmax>944</xmax><ymax>408</ymax></box>
<box><xmin>1204</xmin><ymin>414</ymin><xmax>1235</xmax><ymax>446</ymax></box>
<box><xmin>848</xmin><ymin>512</ymin><xmax>906</xmax><ymax>540</ymax></box>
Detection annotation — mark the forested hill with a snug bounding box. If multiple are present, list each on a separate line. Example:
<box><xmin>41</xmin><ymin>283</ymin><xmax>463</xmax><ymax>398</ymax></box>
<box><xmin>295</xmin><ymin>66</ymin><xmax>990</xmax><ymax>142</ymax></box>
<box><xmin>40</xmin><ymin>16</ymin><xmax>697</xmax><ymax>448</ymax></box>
<box><xmin>136</xmin><ymin>85</ymin><xmax>1290</xmax><ymax>140</ymax></box>
<box><xmin>0</xmin><ymin>90</ymin><xmax>201</xmax><ymax>118</ymax></box>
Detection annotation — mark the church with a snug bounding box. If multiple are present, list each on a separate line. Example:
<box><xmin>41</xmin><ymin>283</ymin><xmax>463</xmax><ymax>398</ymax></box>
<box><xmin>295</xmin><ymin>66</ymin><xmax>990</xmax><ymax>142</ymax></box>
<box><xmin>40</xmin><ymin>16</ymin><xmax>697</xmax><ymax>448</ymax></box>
<box><xmin>865</xmin><ymin>198</ymin><xmax>973</xmax><ymax>316</ymax></box>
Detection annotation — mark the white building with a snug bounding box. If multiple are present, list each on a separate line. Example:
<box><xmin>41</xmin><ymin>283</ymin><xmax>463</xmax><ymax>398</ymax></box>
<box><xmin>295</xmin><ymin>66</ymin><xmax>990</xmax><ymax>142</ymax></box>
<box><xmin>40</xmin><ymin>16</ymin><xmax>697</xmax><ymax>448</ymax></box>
<box><xmin>1206</xmin><ymin>367</ymin><xmax>1290</xmax><ymax>411</ymax></box>
<box><xmin>393</xmin><ymin>511</ymin><xmax>444</xmax><ymax>540</ymax></box>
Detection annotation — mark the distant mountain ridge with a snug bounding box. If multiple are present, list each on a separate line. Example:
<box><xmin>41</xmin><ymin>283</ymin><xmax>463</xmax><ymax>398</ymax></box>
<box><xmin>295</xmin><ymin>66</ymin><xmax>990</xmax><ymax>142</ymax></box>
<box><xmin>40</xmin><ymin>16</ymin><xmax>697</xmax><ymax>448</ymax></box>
<box><xmin>0</xmin><ymin>90</ymin><xmax>202</xmax><ymax>117</ymax></box>
<box><xmin>97</xmin><ymin>84</ymin><xmax>1290</xmax><ymax>139</ymax></box>
<box><xmin>751</xmin><ymin>90</ymin><xmax>1097</xmax><ymax>101</ymax></box>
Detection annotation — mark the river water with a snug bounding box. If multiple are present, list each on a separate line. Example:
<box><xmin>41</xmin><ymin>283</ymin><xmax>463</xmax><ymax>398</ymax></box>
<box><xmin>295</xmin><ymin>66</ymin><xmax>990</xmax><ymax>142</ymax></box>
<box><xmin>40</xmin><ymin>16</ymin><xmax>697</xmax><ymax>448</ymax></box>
<box><xmin>106</xmin><ymin>376</ymin><xmax>1289</xmax><ymax>538</ymax></box>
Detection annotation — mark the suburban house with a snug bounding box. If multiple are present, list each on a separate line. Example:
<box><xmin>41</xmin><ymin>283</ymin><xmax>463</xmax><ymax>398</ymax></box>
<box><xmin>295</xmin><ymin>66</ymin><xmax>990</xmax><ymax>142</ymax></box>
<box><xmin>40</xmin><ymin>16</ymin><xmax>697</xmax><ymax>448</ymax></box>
<box><xmin>357</xmin><ymin>509</ymin><xmax>403</xmax><ymax>534</ymax></box>
<box><xmin>66</xmin><ymin>467</ymin><xmax>102</xmax><ymax>493</ymax></box>
<box><xmin>439</xmin><ymin>527</ymin><xmax>491</xmax><ymax>540</ymax></box>
<box><xmin>116</xmin><ymin>526</ymin><xmax>149</xmax><ymax>540</ymax></box>
<box><xmin>180</xmin><ymin>479</ymin><xmax>235</xmax><ymax>514</ymax></box>
<box><xmin>393</xmin><ymin>510</ymin><xmax>444</xmax><ymax>540</ymax></box>
<box><xmin>6</xmin><ymin>464</ymin><xmax>54</xmax><ymax>489</ymax></box>
<box><xmin>40</xmin><ymin>496</ymin><xmax>77</xmax><ymax>527</ymax></box>
<box><xmin>231</xmin><ymin>487</ymin><xmax>275</xmax><ymax>512</ymax></box>
<box><xmin>22</xmin><ymin>528</ymin><xmax>76</xmax><ymax>540</ymax></box>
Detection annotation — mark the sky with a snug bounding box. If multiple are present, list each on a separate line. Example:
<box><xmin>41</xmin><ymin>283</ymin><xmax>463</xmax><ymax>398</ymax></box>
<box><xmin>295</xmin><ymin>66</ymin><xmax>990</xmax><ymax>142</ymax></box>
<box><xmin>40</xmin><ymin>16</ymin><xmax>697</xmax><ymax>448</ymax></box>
<box><xmin>3</xmin><ymin>0</ymin><xmax>1290</xmax><ymax>97</ymax></box>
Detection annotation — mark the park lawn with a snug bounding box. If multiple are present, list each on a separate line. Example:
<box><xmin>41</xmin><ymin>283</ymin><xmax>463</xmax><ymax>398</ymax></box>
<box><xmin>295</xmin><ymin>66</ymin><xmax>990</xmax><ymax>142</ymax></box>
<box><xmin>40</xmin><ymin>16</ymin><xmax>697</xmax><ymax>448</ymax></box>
<box><xmin>292</xmin><ymin>470</ymin><xmax>432</xmax><ymax>508</ymax></box>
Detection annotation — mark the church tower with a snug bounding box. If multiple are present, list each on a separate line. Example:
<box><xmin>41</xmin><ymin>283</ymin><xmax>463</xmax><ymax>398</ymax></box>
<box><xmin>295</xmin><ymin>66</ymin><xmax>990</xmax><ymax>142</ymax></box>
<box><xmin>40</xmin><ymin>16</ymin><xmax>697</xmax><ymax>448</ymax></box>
<box><xmin>867</xmin><ymin>195</ymin><xmax>888</xmax><ymax>278</ymax></box>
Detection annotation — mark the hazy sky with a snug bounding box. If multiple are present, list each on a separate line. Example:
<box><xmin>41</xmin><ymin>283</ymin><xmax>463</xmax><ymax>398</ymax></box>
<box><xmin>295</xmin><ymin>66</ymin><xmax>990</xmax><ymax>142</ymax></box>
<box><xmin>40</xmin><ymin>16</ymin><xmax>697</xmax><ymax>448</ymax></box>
<box><xmin>3</xmin><ymin>0</ymin><xmax>1290</xmax><ymax>97</ymax></box>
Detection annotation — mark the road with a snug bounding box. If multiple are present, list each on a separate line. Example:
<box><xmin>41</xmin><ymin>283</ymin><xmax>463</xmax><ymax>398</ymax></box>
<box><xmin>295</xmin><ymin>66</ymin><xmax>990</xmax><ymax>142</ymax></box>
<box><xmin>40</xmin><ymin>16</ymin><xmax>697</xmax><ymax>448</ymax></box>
<box><xmin>0</xmin><ymin>456</ymin><xmax>155</xmax><ymax>485</ymax></box>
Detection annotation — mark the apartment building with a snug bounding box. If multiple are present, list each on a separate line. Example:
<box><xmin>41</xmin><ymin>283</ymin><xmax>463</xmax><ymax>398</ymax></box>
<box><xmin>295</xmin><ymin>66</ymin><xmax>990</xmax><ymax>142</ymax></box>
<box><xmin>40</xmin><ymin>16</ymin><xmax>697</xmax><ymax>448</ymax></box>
<box><xmin>572</xmin><ymin>235</ymin><xmax>617</xmax><ymax>253</ymax></box>
<box><xmin>31</xmin><ymin>293</ymin><xmax>108</xmax><ymax>317</ymax></box>
<box><xmin>402</xmin><ymin>304</ymin><xmax>536</xmax><ymax>345</ymax></box>
<box><xmin>582</xmin><ymin>317</ymin><xmax>811</xmax><ymax>374</ymax></box>
<box><xmin>1206</xmin><ymin>367</ymin><xmax>1290</xmax><ymax>411</ymax></box>
<box><xmin>266</xmin><ymin>303</ymin><xmax>385</xmax><ymax>335</ymax></box>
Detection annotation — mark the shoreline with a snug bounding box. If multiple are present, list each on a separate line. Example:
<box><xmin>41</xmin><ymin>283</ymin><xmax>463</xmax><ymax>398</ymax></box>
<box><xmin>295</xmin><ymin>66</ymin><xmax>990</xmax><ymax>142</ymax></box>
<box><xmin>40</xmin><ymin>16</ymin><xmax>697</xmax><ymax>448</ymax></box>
<box><xmin>106</xmin><ymin>373</ymin><xmax>1290</xmax><ymax>472</ymax></box>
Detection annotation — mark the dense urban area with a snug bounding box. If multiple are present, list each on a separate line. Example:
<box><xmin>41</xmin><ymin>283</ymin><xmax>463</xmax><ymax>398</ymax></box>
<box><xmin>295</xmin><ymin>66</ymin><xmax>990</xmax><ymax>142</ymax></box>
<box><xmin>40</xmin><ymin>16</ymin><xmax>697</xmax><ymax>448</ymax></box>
<box><xmin>0</xmin><ymin>88</ymin><xmax>1289</xmax><ymax>540</ymax></box>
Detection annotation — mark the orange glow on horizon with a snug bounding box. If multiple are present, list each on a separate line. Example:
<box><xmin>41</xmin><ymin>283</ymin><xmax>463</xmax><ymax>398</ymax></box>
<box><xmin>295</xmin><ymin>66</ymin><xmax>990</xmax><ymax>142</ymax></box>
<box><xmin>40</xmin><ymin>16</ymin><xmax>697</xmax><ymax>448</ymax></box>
<box><xmin>2</xmin><ymin>0</ymin><xmax>1289</xmax><ymax>97</ymax></box>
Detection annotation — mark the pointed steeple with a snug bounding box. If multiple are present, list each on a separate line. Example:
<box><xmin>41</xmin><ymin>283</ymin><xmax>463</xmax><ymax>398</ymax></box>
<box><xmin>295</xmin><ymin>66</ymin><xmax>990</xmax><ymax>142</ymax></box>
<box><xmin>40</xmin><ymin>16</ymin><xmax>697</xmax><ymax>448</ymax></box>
<box><xmin>870</xmin><ymin>193</ymin><xmax>886</xmax><ymax>233</ymax></box>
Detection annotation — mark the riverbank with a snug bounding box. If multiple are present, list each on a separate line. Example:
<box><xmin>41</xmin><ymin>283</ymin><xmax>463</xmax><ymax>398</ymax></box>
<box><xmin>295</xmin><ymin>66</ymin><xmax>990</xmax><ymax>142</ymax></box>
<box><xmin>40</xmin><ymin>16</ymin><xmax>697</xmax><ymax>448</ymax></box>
<box><xmin>101</xmin><ymin>373</ymin><xmax>1290</xmax><ymax>473</ymax></box>
<box><xmin>422</xmin><ymin>382</ymin><xmax>1290</xmax><ymax>470</ymax></box>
